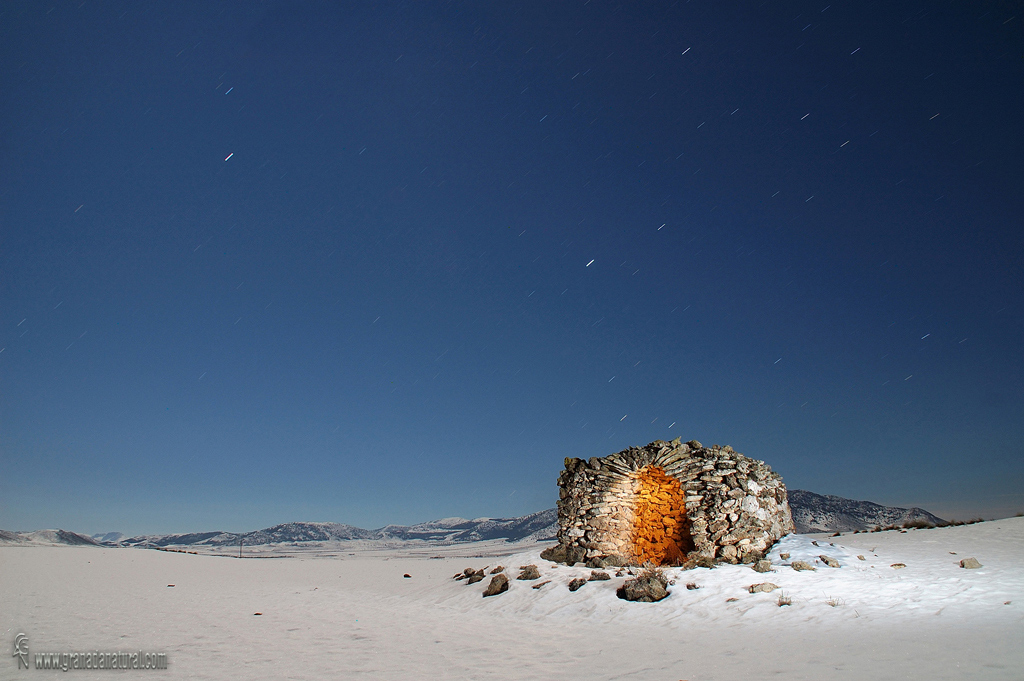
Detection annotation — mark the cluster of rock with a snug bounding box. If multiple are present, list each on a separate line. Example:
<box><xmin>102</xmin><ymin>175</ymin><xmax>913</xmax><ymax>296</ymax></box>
<box><xmin>454</xmin><ymin>564</ymin><xmax>552</xmax><ymax>597</ymax></box>
<box><xmin>548</xmin><ymin>439</ymin><xmax>795</xmax><ymax>566</ymax></box>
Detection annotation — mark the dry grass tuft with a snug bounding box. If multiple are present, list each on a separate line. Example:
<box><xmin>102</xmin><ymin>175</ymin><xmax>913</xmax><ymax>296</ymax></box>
<box><xmin>902</xmin><ymin>519</ymin><xmax>936</xmax><ymax>530</ymax></box>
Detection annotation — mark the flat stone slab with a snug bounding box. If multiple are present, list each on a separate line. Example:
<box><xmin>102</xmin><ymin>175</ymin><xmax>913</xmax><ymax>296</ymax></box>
<box><xmin>748</xmin><ymin>582</ymin><xmax>779</xmax><ymax>593</ymax></box>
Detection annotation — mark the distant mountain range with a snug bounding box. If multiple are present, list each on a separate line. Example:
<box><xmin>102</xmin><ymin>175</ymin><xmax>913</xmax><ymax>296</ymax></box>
<box><xmin>0</xmin><ymin>491</ymin><xmax>947</xmax><ymax>548</ymax></box>
<box><xmin>94</xmin><ymin>509</ymin><xmax>559</xmax><ymax>548</ymax></box>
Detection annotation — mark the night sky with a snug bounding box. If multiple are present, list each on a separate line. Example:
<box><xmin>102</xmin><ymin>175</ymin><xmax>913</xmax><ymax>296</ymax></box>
<box><xmin>2</xmin><ymin>1</ymin><xmax>1022</xmax><ymax>536</ymax></box>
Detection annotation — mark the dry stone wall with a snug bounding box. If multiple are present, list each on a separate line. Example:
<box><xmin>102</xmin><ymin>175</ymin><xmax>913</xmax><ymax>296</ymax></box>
<box><xmin>548</xmin><ymin>439</ymin><xmax>794</xmax><ymax>566</ymax></box>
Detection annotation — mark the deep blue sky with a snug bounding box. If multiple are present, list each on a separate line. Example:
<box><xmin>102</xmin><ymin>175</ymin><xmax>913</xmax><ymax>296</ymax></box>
<box><xmin>2</xmin><ymin>1</ymin><xmax>1021</xmax><ymax>535</ymax></box>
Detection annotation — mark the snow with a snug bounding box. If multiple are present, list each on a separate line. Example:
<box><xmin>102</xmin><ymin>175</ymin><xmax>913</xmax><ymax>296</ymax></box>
<box><xmin>2</xmin><ymin>518</ymin><xmax>1022</xmax><ymax>679</ymax></box>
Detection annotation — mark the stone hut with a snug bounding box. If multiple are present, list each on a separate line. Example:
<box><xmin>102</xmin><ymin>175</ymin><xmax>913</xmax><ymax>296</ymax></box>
<box><xmin>545</xmin><ymin>439</ymin><xmax>794</xmax><ymax>567</ymax></box>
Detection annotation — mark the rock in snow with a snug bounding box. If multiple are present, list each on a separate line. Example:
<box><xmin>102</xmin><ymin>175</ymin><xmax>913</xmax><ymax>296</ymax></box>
<box><xmin>482</xmin><ymin>574</ymin><xmax>509</xmax><ymax>597</ymax></box>
<box><xmin>616</xmin><ymin>571</ymin><xmax>670</xmax><ymax>602</ymax></box>
<box><xmin>748</xmin><ymin>582</ymin><xmax>780</xmax><ymax>593</ymax></box>
<box><xmin>517</xmin><ymin>565</ymin><xmax>541</xmax><ymax>580</ymax></box>
<box><xmin>819</xmin><ymin>555</ymin><xmax>841</xmax><ymax>568</ymax></box>
<box><xmin>568</xmin><ymin>577</ymin><xmax>588</xmax><ymax>592</ymax></box>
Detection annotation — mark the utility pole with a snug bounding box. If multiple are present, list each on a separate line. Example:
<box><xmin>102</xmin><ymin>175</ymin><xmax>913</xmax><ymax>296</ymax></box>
<box><xmin>239</xmin><ymin>536</ymin><xmax>243</xmax><ymax>559</ymax></box>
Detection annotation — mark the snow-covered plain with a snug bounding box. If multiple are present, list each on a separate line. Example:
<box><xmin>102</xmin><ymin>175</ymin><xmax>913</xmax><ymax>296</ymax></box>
<box><xmin>2</xmin><ymin>518</ymin><xmax>1022</xmax><ymax>679</ymax></box>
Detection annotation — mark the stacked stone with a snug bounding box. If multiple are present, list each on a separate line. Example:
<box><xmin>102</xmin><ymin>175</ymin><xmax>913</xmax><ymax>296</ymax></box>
<box><xmin>552</xmin><ymin>439</ymin><xmax>794</xmax><ymax>566</ymax></box>
<box><xmin>631</xmin><ymin>467</ymin><xmax>691</xmax><ymax>565</ymax></box>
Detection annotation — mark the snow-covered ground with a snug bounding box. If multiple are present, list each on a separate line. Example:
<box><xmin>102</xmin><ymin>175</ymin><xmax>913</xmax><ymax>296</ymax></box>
<box><xmin>2</xmin><ymin>518</ymin><xmax>1022</xmax><ymax>679</ymax></box>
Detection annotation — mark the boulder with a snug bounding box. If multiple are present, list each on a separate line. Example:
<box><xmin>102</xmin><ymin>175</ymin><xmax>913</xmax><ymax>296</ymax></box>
<box><xmin>616</xmin><ymin>570</ymin><xmax>669</xmax><ymax>602</ymax></box>
<box><xmin>960</xmin><ymin>557</ymin><xmax>982</xmax><ymax>569</ymax></box>
<box><xmin>748</xmin><ymin>582</ymin><xmax>779</xmax><ymax>593</ymax></box>
<box><xmin>587</xmin><ymin>555</ymin><xmax>626</xmax><ymax>569</ymax></box>
<box><xmin>490</xmin><ymin>566</ymin><xmax>505</xmax><ymax>574</ymax></box>
<box><xmin>482</xmin><ymin>573</ymin><xmax>509</xmax><ymax>597</ymax></box>
<box><xmin>541</xmin><ymin>544</ymin><xmax>587</xmax><ymax>566</ymax></box>
<box><xmin>751</xmin><ymin>559</ymin><xmax>773</xmax><ymax>573</ymax></box>
<box><xmin>517</xmin><ymin>565</ymin><xmax>541</xmax><ymax>580</ymax></box>
<box><xmin>467</xmin><ymin>572</ymin><xmax>484</xmax><ymax>584</ymax></box>
<box><xmin>693</xmin><ymin>555</ymin><xmax>716</xmax><ymax>569</ymax></box>
<box><xmin>819</xmin><ymin>555</ymin><xmax>840</xmax><ymax>568</ymax></box>
<box><xmin>588</xmin><ymin>570</ymin><xmax>611</xmax><ymax>581</ymax></box>
<box><xmin>539</xmin><ymin>545</ymin><xmax>565</xmax><ymax>563</ymax></box>
<box><xmin>791</xmin><ymin>560</ymin><xmax>815</xmax><ymax>571</ymax></box>
<box><xmin>568</xmin><ymin>577</ymin><xmax>588</xmax><ymax>592</ymax></box>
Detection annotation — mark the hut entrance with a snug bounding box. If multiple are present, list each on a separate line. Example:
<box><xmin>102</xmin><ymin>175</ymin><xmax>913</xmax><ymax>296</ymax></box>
<box><xmin>630</xmin><ymin>466</ymin><xmax>694</xmax><ymax>566</ymax></box>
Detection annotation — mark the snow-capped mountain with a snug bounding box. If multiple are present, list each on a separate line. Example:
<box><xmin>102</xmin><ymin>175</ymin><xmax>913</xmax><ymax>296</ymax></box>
<box><xmin>103</xmin><ymin>510</ymin><xmax>557</xmax><ymax>548</ymax></box>
<box><xmin>787</xmin><ymin>489</ymin><xmax>945</xmax><ymax>533</ymax></box>
<box><xmin>375</xmin><ymin>508</ymin><xmax>557</xmax><ymax>543</ymax></box>
<box><xmin>0</xmin><ymin>529</ymin><xmax>102</xmax><ymax>546</ymax></box>
<box><xmin>113</xmin><ymin>524</ymin><xmax>372</xmax><ymax>548</ymax></box>
<box><xmin>3</xmin><ymin>492</ymin><xmax>948</xmax><ymax>549</ymax></box>
<box><xmin>236</xmin><ymin>522</ymin><xmax>374</xmax><ymax>545</ymax></box>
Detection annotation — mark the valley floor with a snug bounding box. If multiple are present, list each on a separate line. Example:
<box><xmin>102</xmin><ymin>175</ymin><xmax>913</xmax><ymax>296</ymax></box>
<box><xmin>2</xmin><ymin>518</ymin><xmax>1022</xmax><ymax>680</ymax></box>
